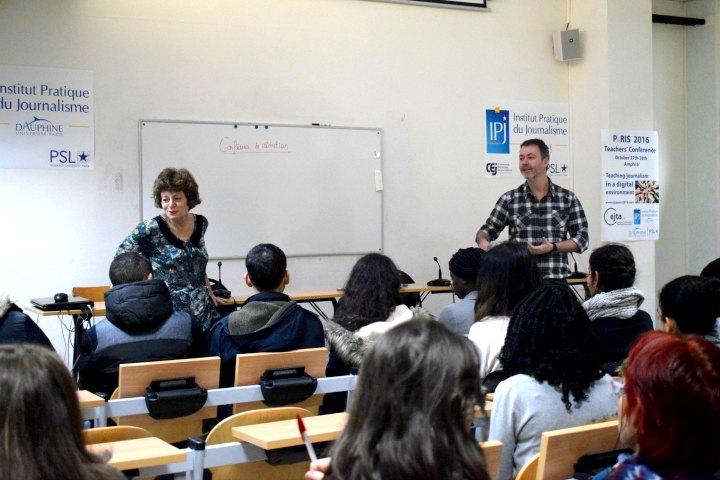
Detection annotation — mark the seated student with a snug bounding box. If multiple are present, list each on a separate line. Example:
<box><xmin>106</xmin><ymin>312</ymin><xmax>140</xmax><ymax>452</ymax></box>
<box><xmin>207</xmin><ymin>243</ymin><xmax>325</xmax><ymax>388</ymax></box>
<box><xmin>305</xmin><ymin>320</ymin><xmax>491</xmax><ymax>480</ymax></box>
<box><xmin>0</xmin><ymin>292</ymin><xmax>53</xmax><ymax>349</ymax></box>
<box><xmin>701</xmin><ymin>256</ymin><xmax>720</xmax><ymax>280</ymax></box>
<box><xmin>78</xmin><ymin>252</ymin><xmax>204</xmax><ymax>395</ymax></box>
<box><xmin>489</xmin><ymin>284</ymin><xmax>618</xmax><ymax>480</ymax></box>
<box><xmin>0</xmin><ymin>344</ymin><xmax>124</xmax><ymax>480</ymax></box>
<box><xmin>582</xmin><ymin>244</ymin><xmax>652</xmax><ymax>374</ymax></box>
<box><xmin>658</xmin><ymin>275</ymin><xmax>720</xmax><ymax>346</ymax></box>
<box><xmin>438</xmin><ymin>247</ymin><xmax>485</xmax><ymax>335</ymax></box>
<box><xmin>333</xmin><ymin>253</ymin><xmax>418</xmax><ymax>339</ymax></box>
<box><xmin>467</xmin><ymin>241</ymin><xmax>541</xmax><ymax>380</ymax></box>
<box><xmin>593</xmin><ymin>332</ymin><xmax>720</xmax><ymax>479</ymax></box>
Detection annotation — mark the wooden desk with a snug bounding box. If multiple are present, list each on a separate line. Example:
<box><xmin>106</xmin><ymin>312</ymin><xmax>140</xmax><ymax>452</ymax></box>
<box><xmin>87</xmin><ymin>436</ymin><xmax>185</xmax><ymax>470</ymax></box>
<box><xmin>78</xmin><ymin>390</ymin><xmax>105</xmax><ymax>409</ymax></box>
<box><xmin>232</xmin><ymin>412</ymin><xmax>349</xmax><ymax>450</ymax></box>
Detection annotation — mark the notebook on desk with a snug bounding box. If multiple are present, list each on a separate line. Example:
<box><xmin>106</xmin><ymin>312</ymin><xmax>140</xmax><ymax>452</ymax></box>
<box><xmin>30</xmin><ymin>296</ymin><xmax>94</xmax><ymax>311</ymax></box>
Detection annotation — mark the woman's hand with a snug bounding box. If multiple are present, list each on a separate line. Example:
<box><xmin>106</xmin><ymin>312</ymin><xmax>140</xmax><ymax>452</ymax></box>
<box><xmin>305</xmin><ymin>457</ymin><xmax>331</xmax><ymax>480</ymax></box>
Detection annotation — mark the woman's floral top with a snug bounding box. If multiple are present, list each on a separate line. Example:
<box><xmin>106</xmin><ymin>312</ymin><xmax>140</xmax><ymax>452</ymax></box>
<box><xmin>117</xmin><ymin>214</ymin><xmax>218</xmax><ymax>329</ymax></box>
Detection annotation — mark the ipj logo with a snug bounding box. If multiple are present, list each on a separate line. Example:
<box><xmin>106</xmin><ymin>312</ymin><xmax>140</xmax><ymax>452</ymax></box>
<box><xmin>16</xmin><ymin>116</ymin><xmax>63</xmax><ymax>136</ymax></box>
<box><xmin>486</xmin><ymin>162</ymin><xmax>498</xmax><ymax>176</ymax></box>
<box><xmin>633</xmin><ymin>209</ymin><xmax>641</xmax><ymax>225</ymax></box>
<box><xmin>486</xmin><ymin>107</ymin><xmax>509</xmax><ymax>154</ymax></box>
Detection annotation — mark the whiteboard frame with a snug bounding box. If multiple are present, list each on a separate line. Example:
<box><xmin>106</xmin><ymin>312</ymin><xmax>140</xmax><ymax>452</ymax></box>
<box><xmin>137</xmin><ymin>119</ymin><xmax>384</xmax><ymax>259</ymax></box>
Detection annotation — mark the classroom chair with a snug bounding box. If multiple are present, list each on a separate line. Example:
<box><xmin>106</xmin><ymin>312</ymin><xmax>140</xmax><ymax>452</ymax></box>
<box><xmin>516</xmin><ymin>453</ymin><xmax>539</xmax><ymax>480</ymax></box>
<box><xmin>114</xmin><ymin>356</ymin><xmax>221</xmax><ymax>443</ymax></box>
<box><xmin>536</xmin><ymin>419</ymin><xmax>626</xmax><ymax>480</ymax></box>
<box><xmin>480</xmin><ymin>440</ymin><xmax>503</xmax><ymax>480</ymax></box>
<box><xmin>83</xmin><ymin>425</ymin><xmax>152</xmax><ymax>444</ymax></box>
<box><xmin>72</xmin><ymin>285</ymin><xmax>111</xmax><ymax>302</ymax></box>
<box><xmin>206</xmin><ymin>406</ymin><xmax>313</xmax><ymax>480</ymax></box>
<box><xmin>233</xmin><ymin>348</ymin><xmax>329</xmax><ymax>414</ymax></box>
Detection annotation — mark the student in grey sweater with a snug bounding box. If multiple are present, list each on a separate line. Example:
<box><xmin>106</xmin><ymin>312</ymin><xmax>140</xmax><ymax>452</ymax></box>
<box><xmin>488</xmin><ymin>285</ymin><xmax>619</xmax><ymax>480</ymax></box>
<box><xmin>438</xmin><ymin>247</ymin><xmax>485</xmax><ymax>335</ymax></box>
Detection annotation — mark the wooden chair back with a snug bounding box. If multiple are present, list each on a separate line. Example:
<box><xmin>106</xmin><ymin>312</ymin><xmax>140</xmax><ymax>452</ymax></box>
<box><xmin>206</xmin><ymin>407</ymin><xmax>313</xmax><ymax>480</ymax></box>
<box><xmin>537</xmin><ymin>419</ymin><xmax>625</xmax><ymax>480</ymax></box>
<box><xmin>83</xmin><ymin>425</ymin><xmax>152</xmax><ymax>444</ymax></box>
<box><xmin>233</xmin><ymin>348</ymin><xmax>328</xmax><ymax>414</ymax></box>
<box><xmin>480</xmin><ymin>440</ymin><xmax>502</xmax><ymax>480</ymax></box>
<box><xmin>116</xmin><ymin>356</ymin><xmax>221</xmax><ymax>443</ymax></box>
<box><xmin>516</xmin><ymin>453</ymin><xmax>539</xmax><ymax>480</ymax></box>
<box><xmin>72</xmin><ymin>285</ymin><xmax>111</xmax><ymax>302</ymax></box>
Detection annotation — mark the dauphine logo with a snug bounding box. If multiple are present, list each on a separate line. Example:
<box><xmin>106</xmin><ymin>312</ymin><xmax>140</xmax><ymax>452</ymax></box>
<box><xmin>15</xmin><ymin>116</ymin><xmax>63</xmax><ymax>136</ymax></box>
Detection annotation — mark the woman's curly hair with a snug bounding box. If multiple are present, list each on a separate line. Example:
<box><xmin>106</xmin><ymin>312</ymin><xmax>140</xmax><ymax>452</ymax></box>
<box><xmin>333</xmin><ymin>253</ymin><xmax>402</xmax><ymax>332</ymax></box>
<box><xmin>499</xmin><ymin>284</ymin><xmax>603</xmax><ymax>411</ymax></box>
<box><xmin>152</xmin><ymin>168</ymin><xmax>202</xmax><ymax>209</ymax></box>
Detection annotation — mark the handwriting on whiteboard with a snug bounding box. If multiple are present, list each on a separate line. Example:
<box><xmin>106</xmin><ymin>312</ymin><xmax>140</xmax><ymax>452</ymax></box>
<box><xmin>219</xmin><ymin>137</ymin><xmax>291</xmax><ymax>154</ymax></box>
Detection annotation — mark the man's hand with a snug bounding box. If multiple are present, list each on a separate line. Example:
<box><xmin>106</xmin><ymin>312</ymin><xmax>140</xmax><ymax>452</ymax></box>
<box><xmin>476</xmin><ymin>230</ymin><xmax>491</xmax><ymax>251</ymax></box>
<box><xmin>527</xmin><ymin>237</ymin><xmax>554</xmax><ymax>256</ymax></box>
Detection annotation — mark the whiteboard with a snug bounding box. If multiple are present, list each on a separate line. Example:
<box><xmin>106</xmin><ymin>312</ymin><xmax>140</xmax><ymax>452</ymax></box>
<box><xmin>139</xmin><ymin>120</ymin><xmax>383</xmax><ymax>258</ymax></box>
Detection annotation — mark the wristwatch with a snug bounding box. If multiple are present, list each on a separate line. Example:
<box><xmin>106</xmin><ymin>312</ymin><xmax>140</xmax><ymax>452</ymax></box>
<box><xmin>551</xmin><ymin>242</ymin><xmax>558</xmax><ymax>252</ymax></box>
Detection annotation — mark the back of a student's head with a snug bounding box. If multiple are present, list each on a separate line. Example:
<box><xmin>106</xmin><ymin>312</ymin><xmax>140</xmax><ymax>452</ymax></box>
<box><xmin>449</xmin><ymin>247</ymin><xmax>485</xmax><ymax>295</ymax></box>
<box><xmin>329</xmin><ymin>320</ymin><xmax>489</xmax><ymax>480</ymax></box>
<box><xmin>701</xmin><ymin>257</ymin><xmax>720</xmax><ymax>281</ymax></box>
<box><xmin>109</xmin><ymin>252</ymin><xmax>153</xmax><ymax>287</ymax></box>
<box><xmin>475</xmin><ymin>241</ymin><xmax>541</xmax><ymax>320</ymax></box>
<box><xmin>623</xmin><ymin>331</ymin><xmax>720</xmax><ymax>474</ymax></box>
<box><xmin>245</xmin><ymin>243</ymin><xmax>287</xmax><ymax>291</ymax></box>
<box><xmin>588</xmin><ymin>243</ymin><xmax>636</xmax><ymax>293</ymax></box>
<box><xmin>500</xmin><ymin>284</ymin><xmax>602</xmax><ymax>410</ymax></box>
<box><xmin>0</xmin><ymin>343</ymin><xmax>121</xmax><ymax>480</ymax></box>
<box><xmin>659</xmin><ymin>275</ymin><xmax>720</xmax><ymax>337</ymax></box>
<box><xmin>335</xmin><ymin>253</ymin><xmax>402</xmax><ymax>330</ymax></box>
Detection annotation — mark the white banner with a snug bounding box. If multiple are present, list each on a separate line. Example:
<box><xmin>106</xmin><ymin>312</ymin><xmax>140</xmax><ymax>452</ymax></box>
<box><xmin>601</xmin><ymin>130</ymin><xmax>660</xmax><ymax>241</ymax></box>
<box><xmin>483</xmin><ymin>100</ymin><xmax>570</xmax><ymax>178</ymax></box>
<box><xmin>0</xmin><ymin>65</ymin><xmax>94</xmax><ymax>169</ymax></box>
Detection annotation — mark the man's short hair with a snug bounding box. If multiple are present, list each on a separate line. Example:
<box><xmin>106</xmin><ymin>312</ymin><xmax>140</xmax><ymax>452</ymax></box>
<box><xmin>520</xmin><ymin>138</ymin><xmax>550</xmax><ymax>159</ymax></box>
<box><xmin>109</xmin><ymin>252</ymin><xmax>153</xmax><ymax>286</ymax></box>
<box><xmin>448</xmin><ymin>247</ymin><xmax>485</xmax><ymax>283</ymax></box>
<box><xmin>246</xmin><ymin>244</ymin><xmax>287</xmax><ymax>291</ymax></box>
<box><xmin>701</xmin><ymin>257</ymin><xmax>720</xmax><ymax>281</ymax></box>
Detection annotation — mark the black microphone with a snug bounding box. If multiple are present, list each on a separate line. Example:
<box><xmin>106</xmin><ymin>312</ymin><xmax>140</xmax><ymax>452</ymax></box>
<box><xmin>210</xmin><ymin>261</ymin><xmax>232</xmax><ymax>299</ymax></box>
<box><xmin>427</xmin><ymin>256</ymin><xmax>452</xmax><ymax>287</ymax></box>
<box><xmin>567</xmin><ymin>253</ymin><xmax>588</xmax><ymax>280</ymax></box>
<box><xmin>218</xmin><ymin>261</ymin><xmax>223</xmax><ymax>285</ymax></box>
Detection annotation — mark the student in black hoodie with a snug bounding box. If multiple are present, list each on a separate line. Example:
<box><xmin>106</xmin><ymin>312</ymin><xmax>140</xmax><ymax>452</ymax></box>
<box><xmin>207</xmin><ymin>243</ymin><xmax>325</xmax><ymax>389</ymax></box>
<box><xmin>78</xmin><ymin>252</ymin><xmax>204</xmax><ymax>396</ymax></box>
<box><xmin>0</xmin><ymin>292</ymin><xmax>54</xmax><ymax>349</ymax></box>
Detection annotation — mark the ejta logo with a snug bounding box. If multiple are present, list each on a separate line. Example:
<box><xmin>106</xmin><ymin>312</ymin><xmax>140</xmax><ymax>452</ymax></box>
<box><xmin>486</xmin><ymin>162</ymin><xmax>498</xmax><ymax>176</ymax></box>
<box><xmin>603</xmin><ymin>208</ymin><xmax>623</xmax><ymax>225</ymax></box>
<box><xmin>486</xmin><ymin>107</ymin><xmax>510</xmax><ymax>154</ymax></box>
<box><xmin>16</xmin><ymin>116</ymin><xmax>63</xmax><ymax>136</ymax></box>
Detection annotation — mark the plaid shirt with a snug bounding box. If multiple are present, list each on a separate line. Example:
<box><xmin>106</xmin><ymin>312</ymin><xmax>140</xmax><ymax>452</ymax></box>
<box><xmin>480</xmin><ymin>180</ymin><xmax>589</xmax><ymax>279</ymax></box>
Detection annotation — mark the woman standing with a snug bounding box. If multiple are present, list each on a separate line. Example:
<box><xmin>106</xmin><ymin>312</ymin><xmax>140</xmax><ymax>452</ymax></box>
<box><xmin>117</xmin><ymin>168</ymin><xmax>226</xmax><ymax>329</ymax></box>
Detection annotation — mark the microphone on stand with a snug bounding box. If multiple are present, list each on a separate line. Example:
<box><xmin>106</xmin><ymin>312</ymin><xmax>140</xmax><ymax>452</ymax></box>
<box><xmin>567</xmin><ymin>253</ymin><xmax>588</xmax><ymax>280</ymax></box>
<box><xmin>210</xmin><ymin>261</ymin><xmax>232</xmax><ymax>298</ymax></box>
<box><xmin>427</xmin><ymin>256</ymin><xmax>452</xmax><ymax>287</ymax></box>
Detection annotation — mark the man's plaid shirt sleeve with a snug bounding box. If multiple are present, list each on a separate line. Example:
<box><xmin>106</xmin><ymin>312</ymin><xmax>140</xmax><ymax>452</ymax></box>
<box><xmin>480</xmin><ymin>193</ymin><xmax>510</xmax><ymax>241</ymax></box>
<box><xmin>567</xmin><ymin>194</ymin><xmax>589</xmax><ymax>253</ymax></box>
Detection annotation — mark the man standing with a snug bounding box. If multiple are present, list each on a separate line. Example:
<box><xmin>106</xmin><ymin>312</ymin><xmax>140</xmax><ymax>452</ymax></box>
<box><xmin>475</xmin><ymin>138</ymin><xmax>589</xmax><ymax>279</ymax></box>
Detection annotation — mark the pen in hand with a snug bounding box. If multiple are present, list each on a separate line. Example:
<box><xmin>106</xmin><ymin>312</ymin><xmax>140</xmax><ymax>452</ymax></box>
<box><xmin>296</xmin><ymin>414</ymin><xmax>318</xmax><ymax>462</ymax></box>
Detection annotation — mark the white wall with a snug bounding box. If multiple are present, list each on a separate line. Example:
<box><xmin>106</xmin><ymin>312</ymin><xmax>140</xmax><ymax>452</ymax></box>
<box><xmin>652</xmin><ymin>0</ymin><xmax>688</xmax><ymax>292</ymax></box>
<box><xmin>0</xmin><ymin>0</ymin><xmax>572</xmax><ymax>361</ymax></box>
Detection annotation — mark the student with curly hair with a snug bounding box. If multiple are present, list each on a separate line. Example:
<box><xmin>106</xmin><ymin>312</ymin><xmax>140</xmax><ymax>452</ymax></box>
<box><xmin>438</xmin><ymin>247</ymin><xmax>486</xmax><ymax>335</ymax></box>
<box><xmin>582</xmin><ymin>244</ymin><xmax>652</xmax><ymax>374</ymax></box>
<box><xmin>467</xmin><ymin>242</ymin><xmax>542</xmax><ymax>380</ymax></box>
<box><xmin>0</xmin><ymin>344</ymin><xmax>124</xmax><ymax>480</ymax></box>
<box><xmin>594</xmin><ymin>331</ymin><xmax>720</xmax><ymax>479</ymax></box>
<box><xmin>306</xmin><ymin>320</ymin><xmax>490</xmax><ymax>480</ymax></box>
<box><xmin>489</xmin><ymin>284</ymin><xmax>618</xmax><ymax>480</ymax></box>
<box><xmin>658</xmin><ymin>275</ymin><xmax>720</xmax><ymax>346</ymax></box>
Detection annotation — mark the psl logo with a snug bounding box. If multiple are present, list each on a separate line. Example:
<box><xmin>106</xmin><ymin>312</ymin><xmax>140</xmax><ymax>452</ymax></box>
<box><xmin>486</xmin><ymin>107</ymin><xmax>509</xmax><ymax>154</ymax></box>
